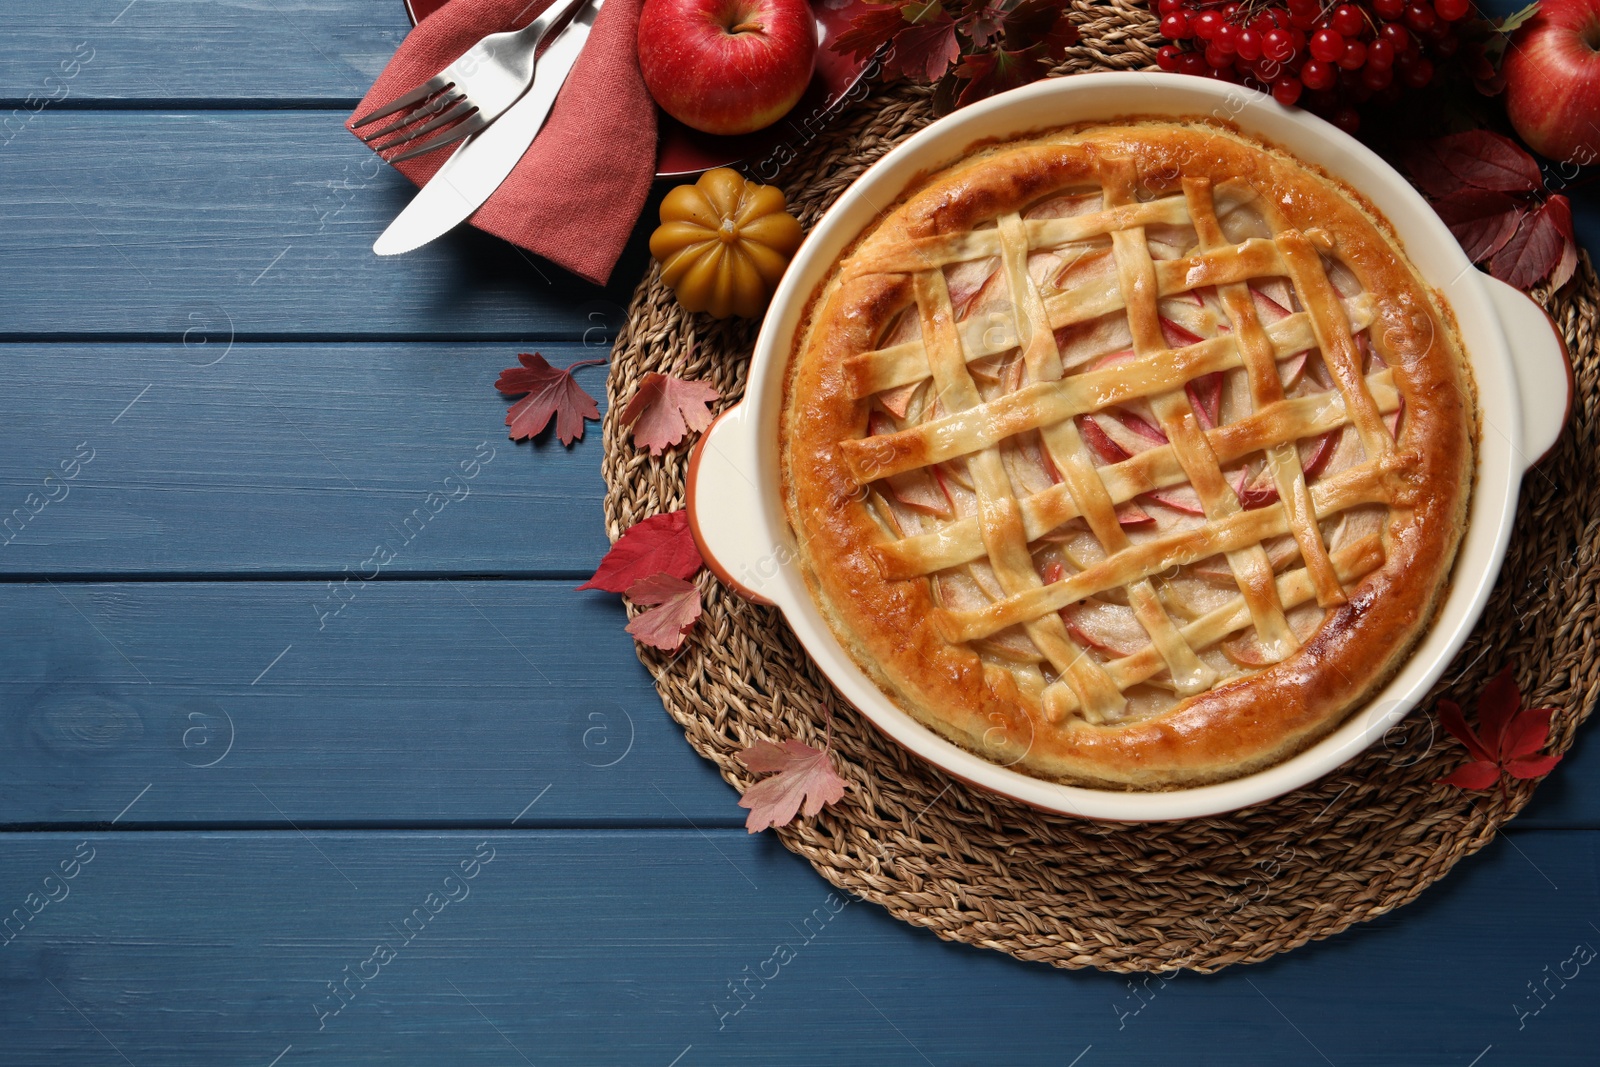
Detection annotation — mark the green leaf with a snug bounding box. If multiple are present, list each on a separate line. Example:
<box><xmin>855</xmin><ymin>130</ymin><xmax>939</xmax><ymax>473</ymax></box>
<box><xmin>1498</xmin><ymin>2</ymin><xmax>1540</xmax><ymax>34</ymax></box>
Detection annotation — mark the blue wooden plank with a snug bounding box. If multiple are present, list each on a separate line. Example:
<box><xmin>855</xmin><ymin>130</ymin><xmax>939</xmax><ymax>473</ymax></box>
<box><xmin>0</xmin><ymin>828</ymin><xmax>1593</xmax><ymax>1065</ymax></box>
<box><xmin>0</xmin><ymin>342</ymin><xmax>615</xmax><ymax>575</ymax></box>
<box><xmin>0</xmin><ymin>581</ymin><xmax>740</xmax><ymax>827</ymax></box>
<box><xmin>2</xmin><ymin>578</ymin><xmax>1597</xmax><ymax>829</ymax></box>
<box><xmin>0</xmin><ymin>111</ymin><xmax>655</xmax><ymax>338</ymax></box>
<box><xmin>0</xmin><ymin>108</ymin><xmax>1594</xmax><ymax>348</ymax></box>
<box><xmin>0</xmin><ymin>0</ymin><xmax>407</xmax><ymax>104</ymax></box>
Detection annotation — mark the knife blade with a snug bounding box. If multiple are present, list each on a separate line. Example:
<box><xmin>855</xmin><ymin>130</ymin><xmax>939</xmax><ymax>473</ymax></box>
<box><xmin>373</xmin><ymin>0</ymin><xmax>604</xmax><ymax>256</ymax></box>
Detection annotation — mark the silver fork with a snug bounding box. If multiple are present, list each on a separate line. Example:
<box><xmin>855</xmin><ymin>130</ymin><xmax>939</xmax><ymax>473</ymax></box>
<box><xmin>351</xmin><ymin>0</ymin><xmax>588</xmax><ymax>163</ymax></box>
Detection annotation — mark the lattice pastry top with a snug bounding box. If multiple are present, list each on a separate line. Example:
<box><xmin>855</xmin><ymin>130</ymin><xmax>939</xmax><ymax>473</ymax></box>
<box><xmin>780</xmin><ymin>119</ymin><xmax>1476</xmax><ymax>790</ymax></box>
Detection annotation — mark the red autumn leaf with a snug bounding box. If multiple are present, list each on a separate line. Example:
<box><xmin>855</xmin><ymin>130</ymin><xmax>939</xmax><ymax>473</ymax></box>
<box><xmin>885</xmin><ymin>7</ymin><xmax>961</xmax><ymax>82</ymax></box>
<box><xmin>623</xmin><ymin>573</ymin><xmax>702</xmax><ymax>651</ymax></box>
<box><xmin>578</xmin><ymin>509</ymin><xmax>703</xmax><ymax>592</ymax></box>
<box><xmin>1001</xmin><ymin>0</ymin><xmax>1079</xmax><ymax>53</ymax></box>
<box><xmin>1403</xmin><ymin>143</ymin><xmax>1469</xmax><ymax>199</ymax></box>
<box><xmin>1418</xmin><ymin>130</ymin><xmax>1545</xmax><ymax>195</ymax></box>
<box><xmin>737</xmin><ymin>734</ymin><xmax>848</xmax><ymax>833</ymax></box>
<box><xmin>1436</xmin><ymin>699</ymin><xmax>1490</xmax><ymax>761</ymax></box>
<box><xmin>1435</xmin><ymin>666</ymin><xmax>1563</xmax><ymax>792</ymax></box>
<box><xmin>1490</xmin><ymin>195</ymin><xmax>1578</xmax><ymax>290</ymax></box>
<box><xmin>953</xmin><ymin>46</ymin><xmax>1050</xmax><ymax>108</ymax></box>
<box><xmin>835</xmin><ymin>0</ymin><xmax>1073</xmax><ymax>101</ymax></box>
<box><xmin>1538</xmin><ymin>194</ymin><xmax>1579</xmax><ymax>291</ymax></box>
<box><xmin>1502</xmin><ymin>705</ymin><xmax>1556</xmax><ymax>760</ymax></box>
<box><xmin>1432</xmin><ymin>188</ymin><xmax>1526</xmax><ymax>263</ymax></box>
<box><xmin>620</xmin><ymin>372</ymin><xmax>720</xmax><ymax>456</ymax></box>
<box><xmin>963</xmin><ymin>2</ymin><xmax>1003</xmax><ymax>48</ymax></box>
<box><xmin>495</xmin><ymin>354</ymin><xmax>603</xmax><ymax>446</ymax></box>
<box><xmin>1439</xmin><ymin>761</ymin><xmax>1502</xmax><ymax>791</ymax></box>
<box><xmin>1508</xmin><ymin>753</ymin><xmax>1564</xmax><ymax>779</ymax></box>
<box><xmin>1477</xmin><ymin>667</ymin><xmax>1520</xmax><ymax>751</ymax></box>
<box><xmin>832</xmin><ymin>1</ymin><xmax>908</xmax><ymax>62</ymax></box>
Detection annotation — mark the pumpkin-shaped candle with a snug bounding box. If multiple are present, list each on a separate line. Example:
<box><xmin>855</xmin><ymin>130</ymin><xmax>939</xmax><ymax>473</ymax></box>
<box><xmin>649</xmin><ymin>168</ymin><xmax>804</xmax><ymax>320</ymax></box>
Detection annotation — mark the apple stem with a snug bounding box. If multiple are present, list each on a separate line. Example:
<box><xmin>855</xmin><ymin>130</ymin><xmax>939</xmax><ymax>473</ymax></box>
<box><xmin>729</xmin><ymin>19</ymin><xmax>762</xmax><ymax>33</ymax></box>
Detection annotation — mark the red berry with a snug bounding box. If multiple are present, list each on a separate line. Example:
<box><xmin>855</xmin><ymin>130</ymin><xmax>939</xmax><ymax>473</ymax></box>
<box><xmin>1435</xmin><ymin>0</ymin><xmax>1469</xmax><ymax>19</ymax></box>
<box><xmin>1366</xmin><ymin>37</ymin><xmax>1395</xmax><ymax>68</ymax></box>
<box><xmin>1331</xmin><ymin>4</ymin><xmax>1365</xmax><ymax>36</ymax></box>
<box><xmin>1162</xmin><ymin>11</ymin><xmax>1191</xmax><ymax>38</ymax></box>
<box><xmin>1374</xmin><ymin>0</ymin><xmax>1405</xmax><ymax>18</ymax></box>
<box><xmin>1301</xmin><ymin>59</ymin><xmax>1337</xmax><ymax>89</ymax></box>
<box><xmin>1331</xmin><ymin>106</ymin><xmax>1361</xmax><ymax>134</ymax></box>
<box><xmin>1217</xmin><ymin>21</ymin><xmax>1241</xmax><ymax>48</ymax></box>
<box><xmin>1263</xmin><ymin>27</ymin><xmax>1296</xmax><ymax>62</ymax></box>
<box><xmin>1178</xmin><ymin>50</ymin><xmax>1210</xmax><ymax>76</ymax></box>
<box><xmin>1194</xmin><ymin>10</ymin><xmax>1223</xmax><ymax>39</ymax></box>
<box><xmin>1362</xmin><ymin>63</ymin><xmax>1393</xmax><ymax>89</ymax></box>
<box><xmin>1434</xmin><ymin>34</ymin><xmax>1460</xmax><ymax>57</ymax></box>
<box><xmin>1338</xmin><ymin>40</ymin><xmax>1367</xmax><ymax>69</ymax></box>
<box><xmin>1222</xmin><ymin>2</ymin><xmax>1242</xmax><ymax>18</ymax></box>
<box><xmin>1404</xmin><ymin>3</ymin><xmax>1436</xmax><ymax>33</ymax></box>
<box><xmin>1158</xmin><ymin>44</ymin><xmax>1182</xmax><ymax>71</ymax></box>
<box><xmin>1381</xmin><ymin>23</ymin><xmax>1413</xmax><ymax>53</ymax></box>
<box><xmin>1205</xmin><ymin>43</ymin><xmax>1234</xmax><ymax>68</ymax></box>
<box><xmin>1401</xmin><ymin>55</ymin><xmax>1434</xmax><ymax>87</ymax></box>
<box><xmin>1288</xmin><ymin>0</ymin><xmax>1319</xmax><ymax>29</ymax></box>
<box><xmin>1236</xmin><ymin>28</ymin><xmax>1263</xmax><ymax>60</ymax></box>
<box><xmin>1157</xmin><ymin>0</ymin><xmax>1184</xmax><ymax>13</ymax></box>
<box><xmin>1272</xmin><ymin>76</ymin><xmax>1303</xmax><ymax>105</ymax></box>
<box><xmin>1311</xmin><ymin>28</ymin><xmax>1346</xmax><ymax>62</ymax></box>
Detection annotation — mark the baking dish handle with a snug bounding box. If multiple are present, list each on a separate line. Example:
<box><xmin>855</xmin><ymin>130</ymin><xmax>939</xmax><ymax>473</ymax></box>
<box><xmin>686</xmin><ymin>402</ymin><xmax>783</xmax><ymax>607</ymax></box>
<box><xmin>1483</xmin><ymin>274</ymin><xmax>1574</xmax><ymax>470</ymax></box>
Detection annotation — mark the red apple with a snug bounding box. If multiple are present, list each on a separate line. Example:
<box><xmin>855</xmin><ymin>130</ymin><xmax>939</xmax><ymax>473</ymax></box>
<box><xmin>637</xmin><ymin>0</ymin><xmax>817</xmax><ymax>136</ymax></box>
<box><xmin>1503</xmin><ymin>0</ymin><xmax>1600</xmax><ymax>165</ymax></box>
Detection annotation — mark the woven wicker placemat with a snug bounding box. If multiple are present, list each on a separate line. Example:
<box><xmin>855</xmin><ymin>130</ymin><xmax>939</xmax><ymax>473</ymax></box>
<box><xmin>599</xmin><ymin>1</ymin><xmax>1600</xmax><ymax>973</ymax></box>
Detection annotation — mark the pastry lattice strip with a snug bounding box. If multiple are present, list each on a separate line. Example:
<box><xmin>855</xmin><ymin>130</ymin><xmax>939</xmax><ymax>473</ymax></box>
<box><xmin>991</xmin><ymin>207</ymin><xmax>1216</xmax><ymax>705</ymax></box>
<box><xmin>873</xmin><ymin>369</ymin><xmax>1400</xmax><ymax>579</ymax></box>
<box><xmin>912</xmin><ymin>270</ymin><xmax>1127</xmax><ymax>720</ymax></box>
<box><xmin>845</xmin><ymin>155</ymin><xmax>1407</xmax><ymax>721</ymax></box>
<box><xmin>840</xmin><ymin>296</ymin><xmax>1377</xmax><ymax>482</ymax></box>
<box><xmin>1100</xmin><ymin>159</ymin><xmax>1296</xmax><ymax>660</ymax></box>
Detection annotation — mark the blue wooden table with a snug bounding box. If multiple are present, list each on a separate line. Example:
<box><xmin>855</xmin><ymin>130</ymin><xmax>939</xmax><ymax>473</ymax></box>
<box><xmin>2</xmin><ymin>2</ymin><xmax>1597</xmax><ymax>1064</ymax></box>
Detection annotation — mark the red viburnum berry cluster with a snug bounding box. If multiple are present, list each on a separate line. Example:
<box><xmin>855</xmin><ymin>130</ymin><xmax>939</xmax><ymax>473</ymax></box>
<box><xmin>1155</xmin><ymin>0</ymin><xmax>1471</xmax><ymax>134</ymax></box>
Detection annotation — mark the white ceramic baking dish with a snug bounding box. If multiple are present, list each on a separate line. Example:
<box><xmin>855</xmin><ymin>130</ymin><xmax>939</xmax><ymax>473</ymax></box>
<box><xmin>686</xmin><ymin>73</ymin><xmax>1573</xmax><ymax>821</ymax></box>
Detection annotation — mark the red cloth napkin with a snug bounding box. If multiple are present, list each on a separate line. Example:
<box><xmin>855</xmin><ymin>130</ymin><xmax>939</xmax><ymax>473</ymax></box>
<box><xmin>349</xmin><ymin>0</ymin><xmax>656</xmax><ymax>285</ymax></box>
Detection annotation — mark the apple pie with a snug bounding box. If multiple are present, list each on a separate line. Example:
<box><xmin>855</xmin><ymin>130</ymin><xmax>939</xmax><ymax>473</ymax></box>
<box><xmin>780</xmin><ymin>119</ymin><xmax>1475</xmax><ymax>790</ymax></box>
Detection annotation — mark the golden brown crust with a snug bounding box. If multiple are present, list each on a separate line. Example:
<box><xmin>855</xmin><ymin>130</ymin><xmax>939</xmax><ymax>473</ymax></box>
<box><xmin>780</xmin><ymin>119</ymin><xmax>1475</xmax><ymax>790</ymax></box>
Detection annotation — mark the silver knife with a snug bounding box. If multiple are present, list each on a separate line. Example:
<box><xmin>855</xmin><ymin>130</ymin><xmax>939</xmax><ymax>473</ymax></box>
<box><xmin>374</xmin><ymin>0</ymin><xmax>604</xmax><ymax>256</ymax></box>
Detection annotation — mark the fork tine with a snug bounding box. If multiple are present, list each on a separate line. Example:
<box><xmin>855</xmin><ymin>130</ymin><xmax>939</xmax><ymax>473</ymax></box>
<box><xmin>350</xmin><ymin>76</ymin><xmax>451</xmax><ymax>129</ymax></box>
<box><xmin>358</xmin><ymin>89</ymin><xmax>461</xmax><ymax>144</ymax></box>
<box><xmin>371</xmin><ymin>99</ymin><xmax>478</xmax><ymax>154</ymax></box>
<box><xmin>387</xmin><ymin>112</ymin><xmax>489</xmax><ymax>163</ymax></box>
